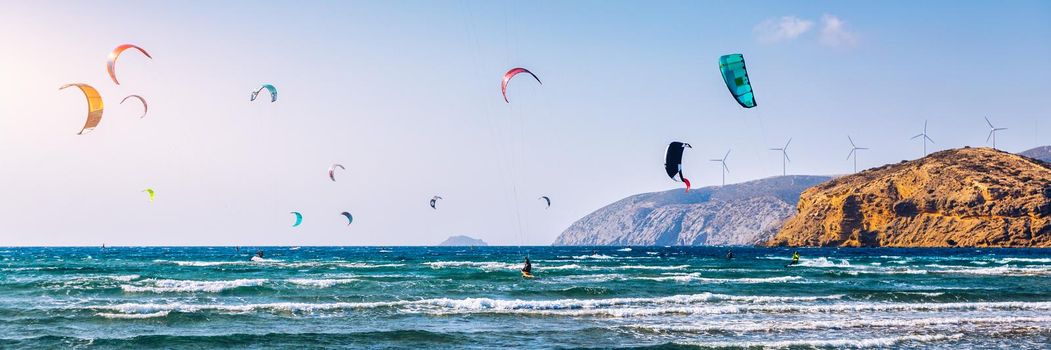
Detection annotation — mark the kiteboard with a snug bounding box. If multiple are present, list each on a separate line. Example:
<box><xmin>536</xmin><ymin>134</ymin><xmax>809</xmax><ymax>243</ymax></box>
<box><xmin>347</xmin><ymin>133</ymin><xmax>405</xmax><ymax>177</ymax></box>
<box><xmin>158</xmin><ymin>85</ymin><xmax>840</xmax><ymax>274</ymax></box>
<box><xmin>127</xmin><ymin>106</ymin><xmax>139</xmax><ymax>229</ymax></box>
<box><xmin>521</xmin><ymin>271</ymin><xmax>535</xmax><ymax>279</ymax></box>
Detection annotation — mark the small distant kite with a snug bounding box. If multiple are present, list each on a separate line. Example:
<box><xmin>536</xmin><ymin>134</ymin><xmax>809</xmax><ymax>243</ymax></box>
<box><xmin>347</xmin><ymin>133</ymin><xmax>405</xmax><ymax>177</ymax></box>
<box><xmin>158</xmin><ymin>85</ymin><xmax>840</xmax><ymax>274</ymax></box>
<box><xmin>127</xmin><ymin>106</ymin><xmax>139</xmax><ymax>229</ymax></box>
<box><xmin>60</xmin><ymin>83</ymin><xmax>104</xmax><ymax>135</ymax></box>
<box><xmin>501</xmin><ymin>67</ymin><xmax>541</xmax><ymax>103</ymax></box>
<box><xmin>340</xmin><ymin>211</ymin><xmax>354</xmax><ymax>225</ymax></box>
<box><xmin>251</xmin><ymin>84</ymin><xmax>278</xmax><ymax>103</ymax></box>
<box><xmin>107</xmin><ymin>44</ymin><xmax>152</xmax><ymax>85</ymax></box>
<box><xmin>329</xmin><ymin>164</ymin><xmax>345</xmax><ymax>182</ymax></box>
<box><xmin>429</xmin><ymin>195</ymin><xmax>443</xmax><ymax>209</ymax></box>
<box><xmin>291</xmin><ymin>212</ymin><xmax>303</xmax><ymax>227</ymax></box>
<box><xmin>142</xmin><ymin>188</ymin><xmax>155</xmax><ymax>202</ymax></box>
<box><xmin>538</xmin><ymin>196</ymin><xmax>551</xmax><ymax>209</ymax></box>
<box><xmin>120</xmin><ymin>95</ymin><xmax>148</xmax><ymax>118</ymax></box>
<box><xmin>718</xmin><ymin>54</ymin><xmax>756</xmax><ymax>108</ymax></box>
<box><xmin>665</xmin><ymin>142</ymin><xmax>692</xmax><ymax>192</ymax></box>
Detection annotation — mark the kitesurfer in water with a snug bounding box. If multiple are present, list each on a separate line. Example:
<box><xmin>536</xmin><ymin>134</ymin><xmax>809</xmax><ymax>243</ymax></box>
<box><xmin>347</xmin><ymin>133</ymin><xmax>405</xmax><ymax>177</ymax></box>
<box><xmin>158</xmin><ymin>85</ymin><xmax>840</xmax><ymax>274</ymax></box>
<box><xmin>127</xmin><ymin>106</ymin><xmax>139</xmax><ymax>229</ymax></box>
<box><xmin>521</xmin><ymin>256</ymin><xmax>532</xmax><ymax>275</ymax></box>
<box><xmin>256</xmin><ymin>250</ymin><xmax>265</xmax><ymax>259</ymax></box>
<box><xmin>790</xmin><ymin>251</ymin><xmax>800</xmax><ymax>265</ymax></box>
<box><xmin>726</xmin><ymin>250</ymin><xmax>734</xmax><ymax>260</ymax></box>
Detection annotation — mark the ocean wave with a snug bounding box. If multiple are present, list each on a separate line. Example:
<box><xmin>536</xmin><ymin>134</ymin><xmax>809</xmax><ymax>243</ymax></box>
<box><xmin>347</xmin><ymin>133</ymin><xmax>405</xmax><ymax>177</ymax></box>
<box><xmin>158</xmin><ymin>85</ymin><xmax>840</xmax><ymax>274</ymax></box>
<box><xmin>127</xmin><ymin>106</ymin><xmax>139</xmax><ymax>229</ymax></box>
<box><xmin>613</xmin><ymin>265</ymin><xmax>689</xmax><ymax>271</ymax></box>
<box><xmin>82</xmin><ymin>292</ymin><xmax>843</xmax><ymax>316</ymax></box>
<box><xmin>121</xmin><ymin>278</ymin><xmax>266</xmax><ymax>293</ymax></box>
<box><xmin>633</xmin><ymin>273</ymin><xmax>803</xmax><ymax>284</ymax></box>
<box><xmin>797</xmin><ymin>257</ymin><xmax>852</xmax><ymax>267</ymax></box>
<box><xmin>96</xmin><ymin>311</ymin><xmax>170</xmax><ymax>319</ymax></box>
<box><xmin>286</xmin><ymin>278</ymin><xmax>360</xmax><ymax>288</ymax></box>
<box><xmin>931</xmin><ymin>266</ymin><xmax>1051</xmax><ymax>276</ymax></box>
<box><xmin>487</xmin><ymin>301</ymin><xmax>1051</xmax><ymax>318</ymax></box>
<box><xmin>630</xmin><ymin>316</ymin><xmax>1051</xmax><ymax>333</ymax></box>
<box><xmin>996</xmin><ymin>257</ymin><xmax>1051</xmax><ymax>264</ymax></box>
<box><xmin>616</xmin><ymin>248</ymin><xmax>632</xmax><ymax>252</ymax></box>
<box><xmin>423</xmin><ymin>261</ymin><xmax>575</xmax><ymax>271</ymax></box>
<box><xmin>675</xmin><ymin>333</ymin><xmax>964</xmax><ymax>348</ymax></box>
<box><xmin>155</xmin><ymin>260</ymin><xmax>403</xmax><ymax>269</ymax></box>
<box><xmin>572</xmin><ymin>254</ymin><xmax>615</xmax><ymax>260</ymax></box>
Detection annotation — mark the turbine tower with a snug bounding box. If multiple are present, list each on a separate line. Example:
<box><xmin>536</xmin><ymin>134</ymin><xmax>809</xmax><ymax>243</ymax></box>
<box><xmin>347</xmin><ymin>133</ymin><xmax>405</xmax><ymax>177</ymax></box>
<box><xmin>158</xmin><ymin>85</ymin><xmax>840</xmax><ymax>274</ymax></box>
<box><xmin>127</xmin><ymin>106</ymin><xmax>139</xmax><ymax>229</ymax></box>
<box><xmin>709</xmin><ymin>149</ymin><xmax>730</xmax><ymax>186</ymax></box>
<box><xmin>911</xmin><ymin>120</ymin><xmax>934</xmax><ymax>157</ymax></box>
<box><xmin>846</xmin><ymin>135</ymin><xmax>868</xmax><ymax>173</ymax></box>
<box><xmin>985</xmin><ymin>116</ymin><xmax>1007</xmax><ymax>150</ymax></box>
<box><xmin>769</xmin><ymin>138</ymin><xmax>791</xmax><ymax>176</ymax></box>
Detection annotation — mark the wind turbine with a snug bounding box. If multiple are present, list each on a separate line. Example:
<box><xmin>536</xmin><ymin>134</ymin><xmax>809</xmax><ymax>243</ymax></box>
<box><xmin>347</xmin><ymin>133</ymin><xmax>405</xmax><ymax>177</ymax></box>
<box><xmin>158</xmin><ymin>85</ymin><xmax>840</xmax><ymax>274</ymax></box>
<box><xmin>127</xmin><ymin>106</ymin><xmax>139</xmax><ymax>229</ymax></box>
<box><xmin>846</xmin><ymin>136</ymin><xmax>868</xmax><ymax>173</ymax></box>
<box><xmin>709</xmin><ymin>149</ymin><xmax>730</xmax><ymax>186</ymax></box>
<box><xmin>985</xmin><ymin>116</ymin><xmax>1007</xmax><ymax>150</ymax></box>
<box><xmin>911</xmin><ymin>120</ymin><xmax>934</xmax><ymax>157</ymax></box>
<box><xmin>769</xmin><ymin>138</ymin><xmax>791</xmax><ymax>176</ymax></box>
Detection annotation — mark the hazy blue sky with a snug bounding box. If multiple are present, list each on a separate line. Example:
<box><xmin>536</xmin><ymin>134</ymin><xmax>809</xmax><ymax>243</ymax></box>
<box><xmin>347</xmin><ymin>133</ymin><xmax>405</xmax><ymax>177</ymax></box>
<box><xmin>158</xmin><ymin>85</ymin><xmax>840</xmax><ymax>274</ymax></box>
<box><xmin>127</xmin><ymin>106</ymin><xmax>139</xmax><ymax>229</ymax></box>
<box><xmin>1</xmin><ymin>1</ymin><xmax>1048</xmax><ymax>246</ymax></box>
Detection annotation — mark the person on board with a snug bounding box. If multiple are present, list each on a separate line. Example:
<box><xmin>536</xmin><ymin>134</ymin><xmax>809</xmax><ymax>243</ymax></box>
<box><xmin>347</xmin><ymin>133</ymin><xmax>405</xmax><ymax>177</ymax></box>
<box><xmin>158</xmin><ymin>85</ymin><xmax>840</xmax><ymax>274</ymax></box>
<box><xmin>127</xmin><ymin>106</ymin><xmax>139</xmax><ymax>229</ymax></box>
<box><xmin>790</xmin><ymin>251</ymin><xmax>800</xmax><ymax>265</ymax></box>
<box><xmin>256</xmin><ymin>250</ymin><xmax>265</xmax><ymax>259</ymax></box>
<box><xmin>521</xmin><ymin>256</ymin><xmax>532</xmax><ymax>275</ymax></box>
<box><xmin>725</xmin><ymin>250</ymin><xmax>734</xmax><ymax>260</ymax></box>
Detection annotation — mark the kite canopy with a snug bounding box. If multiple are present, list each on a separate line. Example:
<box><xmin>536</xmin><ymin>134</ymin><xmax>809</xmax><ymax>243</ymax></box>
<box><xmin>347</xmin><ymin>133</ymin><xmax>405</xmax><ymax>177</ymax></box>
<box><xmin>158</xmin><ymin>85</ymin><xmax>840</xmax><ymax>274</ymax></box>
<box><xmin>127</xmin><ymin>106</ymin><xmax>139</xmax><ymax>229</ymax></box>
<box><xmin>718</xmin><ymin>54</ymin><xmax>756</xmax><ymax>108</ymax></box>
<box><xmin>340</xmin><ymin>211</ymin><xmax>353</xmax><ymax>225</ymax></box>
<box><xmin>142</xmin><ymin>188</ymin><xmax>155</xmax><ymax>202</ymax></box>
<box><xmin>429</xmin><ymin>195</ymin><xmax>443</xmax><ymax>210</ymax></box>
<box><xmin>501</xmin><ymin>67</ymin><xmax>541</xmax><ymax>103</ymax></box>
<box><xmin>539</xmin><ymin>196</ymin><xmax>551</xmax><ymax>209</ymax></box>
<box><xmin>120</xmin><ymin>95</ymin><xmax>148</xmax><ymax>118</ymax></box>
<box><xmin>251</xmin><ymin>84</ymin><xmax>278</xmax><ymax>103</ymax></box>
<box><xmin>60</xmin><ymin>84</ymin><xmax>104</xmax><ymax>135</ymax></box>
<box><xmin>329</xmin><ymin>164</ymin><xmax>345</xmax><ymax>182</ymax></box>
<box><xmin>291</xmin><ymin>212</ymin><xmax>303</xmax><ymax>227</ymax></box>
<box><xmin>107</xmin><ymin>44</ymin><xmax>152</xmax><ymax>85</ymax></box>
<box><xmin>665</xmin><ymin>142</ymin><xmax>692</xmax><ymax>192</ymax></box>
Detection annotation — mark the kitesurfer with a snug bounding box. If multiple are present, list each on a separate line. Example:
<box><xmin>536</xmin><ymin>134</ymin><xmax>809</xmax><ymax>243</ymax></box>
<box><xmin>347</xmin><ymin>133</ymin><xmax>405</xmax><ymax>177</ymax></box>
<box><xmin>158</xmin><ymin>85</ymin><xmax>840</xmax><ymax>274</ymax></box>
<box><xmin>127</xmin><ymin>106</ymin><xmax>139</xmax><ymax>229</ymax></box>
<box><xmin>726</xmin><ymin>250</ymin><xmax>734</xmax><ymax>260</ymax></box>
<box><xmin>521</xmin><ymin>256</ymin><xmax>532</xmax><ymax>275</ymax></box>
<box><xmin>256</xmin><ymin>250</ymin><xmax>265</xmax><ymax>259</ymax></box>
<box><xmin>791</xmin><ymin>251</ymin><xmax>800</xmax><ymax>265</ymax></box>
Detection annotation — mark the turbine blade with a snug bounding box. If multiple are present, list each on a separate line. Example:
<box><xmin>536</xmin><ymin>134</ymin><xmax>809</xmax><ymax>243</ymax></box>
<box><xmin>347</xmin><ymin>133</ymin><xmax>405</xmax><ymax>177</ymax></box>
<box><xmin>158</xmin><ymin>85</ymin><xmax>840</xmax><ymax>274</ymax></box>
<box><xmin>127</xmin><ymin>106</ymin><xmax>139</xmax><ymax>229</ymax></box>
<box><xmin>710</xmin><ymin>159</ymin><xmax>722</xmax><ymax>162</ymax></box>
<box><xmin>724</xmin><ymin>149</ymin><xmax>731</xmax><ymax>160</ymax></box>
<box><xmin>848</xmin><ymin>135</ymin><xmax>856</xmax><ymax>148</ymax></box>
<box><xmin>723</xmin><ymin>163</ymin><xmax>729</xmax><ymax>172</ymax></box>
<box><xmin>847</xmin><ymin>149</ymin><xmax>855</xmax><ymax>160</ymax></box>
<box><xmin>987</xmin><ymin>130</ymin><xmax>993</xmax><ymax>143</ymax></box>
<box><xmin>785</xmin><ymin>138</ymin><xmax>792</xmax><ymax>149</ymax></box>
<box><xmin>996</xmin><ymin>127</ymin><xmax>1007</xmax><ymax>131</ymax></box>
<box><xmin>769</xmin><ymin>148</ymin><xmax>782</xmax><ymax>151</ymax></box>
<box><xmin>911</xmin><ymin>134</ymin><xmax>923</xmax><ymax>139</ymax></box>
<box><xmin>925</xmin><ymin>135</ymin><xmax>935</xmax><ymax>143</ymax></box>
<box><xmin>985</xmin><ymin>116</ymin><xmax>994</xmax><ymax>128</ymax></box>
<box><xmin>783</xmin><ymin>152</ymin><xmax>791</xmax><ymax>162</ymax></box>
<box><xmin>858</xmin><ymin>147</ymin><xmax>869</xmax><ymax>150</ymax></box>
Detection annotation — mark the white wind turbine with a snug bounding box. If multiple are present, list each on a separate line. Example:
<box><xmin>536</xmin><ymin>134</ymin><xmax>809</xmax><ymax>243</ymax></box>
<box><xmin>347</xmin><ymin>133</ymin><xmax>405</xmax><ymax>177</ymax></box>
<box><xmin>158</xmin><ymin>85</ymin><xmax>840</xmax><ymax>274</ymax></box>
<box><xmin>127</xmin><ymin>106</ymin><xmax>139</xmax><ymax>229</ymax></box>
<box><xmin>846</xmin><ymin>135</ymin><xmax>868</xmax><ymax>173</ymax></box>
<box><xmin>911</xmin><ymin>120</ymin><xmax>935</xmax><ymax>157</ymax></box>
<box><xmin>769</xmin><ymin>138</ymin><xmax>791</xmax><ymax>176</ymax></box>
<box><xmin>709</xmin><ymin>149</ymin><xmax>730</xmax><ymax>186</ymax></box>
<box><xmin>985</xmin><ymin>116</ymin><xmax>1007</xmax><ymax>150</ymax></box>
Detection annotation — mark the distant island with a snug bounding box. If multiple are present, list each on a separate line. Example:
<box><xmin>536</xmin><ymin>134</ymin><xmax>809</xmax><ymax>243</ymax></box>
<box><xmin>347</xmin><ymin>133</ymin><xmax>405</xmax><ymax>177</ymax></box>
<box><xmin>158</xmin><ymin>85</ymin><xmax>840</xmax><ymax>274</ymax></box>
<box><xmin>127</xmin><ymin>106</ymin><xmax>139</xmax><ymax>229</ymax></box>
<box><xmin>553</xmin><ymin>175</ymin><xmax>831</xmax><ymax>246</ymax></box>
<box><xmin>439</xmin><ymin>235</ymin><xmax>488</xmax><ymax>246</ymax></box>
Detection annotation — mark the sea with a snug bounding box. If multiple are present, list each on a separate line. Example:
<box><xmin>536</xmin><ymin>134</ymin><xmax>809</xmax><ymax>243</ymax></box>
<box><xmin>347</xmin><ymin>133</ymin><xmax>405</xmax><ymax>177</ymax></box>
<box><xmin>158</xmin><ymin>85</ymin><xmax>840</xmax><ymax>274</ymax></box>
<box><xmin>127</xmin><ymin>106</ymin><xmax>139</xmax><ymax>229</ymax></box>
<box><xmin>1</xmin><ymin>246</ymin><xmax>1048</xmax><ymax>349</ymax></box>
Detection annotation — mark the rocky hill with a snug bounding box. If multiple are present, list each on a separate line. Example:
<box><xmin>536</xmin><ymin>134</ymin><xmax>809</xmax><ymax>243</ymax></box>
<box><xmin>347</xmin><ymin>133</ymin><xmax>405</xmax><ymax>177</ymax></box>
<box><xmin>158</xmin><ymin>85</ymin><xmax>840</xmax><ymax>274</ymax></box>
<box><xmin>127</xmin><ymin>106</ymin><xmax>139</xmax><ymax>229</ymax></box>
<box><xmin>768</xmin><ymin>147</ymin><xmax>1050</xmax><ymax>247</ymax></box>
<box><xmin>553</xmin><ymin>176</ymin><xmax>831</xmax><ymax>246</ymax></box>
<box><xmin>439</xmin><ymin>235</ymin><xmax>488</xmax><ymax>246</ymax></box>
<box><xmin>1019</xmin><ymin>145</ymin><xmax>1051</xmax><ymax>163</ymax></box>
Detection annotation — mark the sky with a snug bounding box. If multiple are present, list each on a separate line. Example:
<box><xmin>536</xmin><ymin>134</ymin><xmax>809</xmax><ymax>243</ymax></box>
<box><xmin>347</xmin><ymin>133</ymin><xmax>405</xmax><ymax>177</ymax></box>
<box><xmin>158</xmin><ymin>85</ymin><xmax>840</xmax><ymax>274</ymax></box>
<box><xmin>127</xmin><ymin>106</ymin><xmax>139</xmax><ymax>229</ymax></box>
<box><xmin>0</xmin><ymin>0</ymin><xmax>1048</xmax><ymax>246</ymax></box>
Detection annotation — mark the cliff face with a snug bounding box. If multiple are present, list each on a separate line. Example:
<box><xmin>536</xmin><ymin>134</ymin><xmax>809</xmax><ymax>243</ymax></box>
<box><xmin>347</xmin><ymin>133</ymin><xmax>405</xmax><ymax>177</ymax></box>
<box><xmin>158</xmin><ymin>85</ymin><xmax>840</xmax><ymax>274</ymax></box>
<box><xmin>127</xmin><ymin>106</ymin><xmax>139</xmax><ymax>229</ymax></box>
<box><xmin>553</xmin><ymin>176</ymin><xmax>831</xmax><ymax>246</ymax></box>
<box><xmin>768</xmin><ymin>147</ymin><xmax>1050</xmax><ymax>247</ymax></box>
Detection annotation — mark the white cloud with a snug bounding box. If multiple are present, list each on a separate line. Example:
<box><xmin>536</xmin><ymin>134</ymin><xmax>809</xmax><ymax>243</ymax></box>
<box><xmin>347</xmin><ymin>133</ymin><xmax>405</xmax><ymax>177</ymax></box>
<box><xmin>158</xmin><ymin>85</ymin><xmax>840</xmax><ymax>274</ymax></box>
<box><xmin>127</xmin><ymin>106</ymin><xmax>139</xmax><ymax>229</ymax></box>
<box><xmin>754</xmin><ymin>16</ymin><xmax>815</xmax><ymax>43</ymax></box>
<box><xmin>819</xmin><ymin>14</ymin><xmax>859</xmax><ymax>47</ymax></box>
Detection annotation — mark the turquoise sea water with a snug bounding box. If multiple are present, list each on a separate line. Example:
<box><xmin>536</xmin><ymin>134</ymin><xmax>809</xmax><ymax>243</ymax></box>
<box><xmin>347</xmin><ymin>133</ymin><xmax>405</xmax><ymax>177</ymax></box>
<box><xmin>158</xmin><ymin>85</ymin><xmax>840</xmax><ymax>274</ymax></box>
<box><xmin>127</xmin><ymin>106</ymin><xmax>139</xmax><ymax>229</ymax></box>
<box><xmin>1</xmin><ymin>247</ymin><xmax>1048</xmax><ymax>349</ymax></box>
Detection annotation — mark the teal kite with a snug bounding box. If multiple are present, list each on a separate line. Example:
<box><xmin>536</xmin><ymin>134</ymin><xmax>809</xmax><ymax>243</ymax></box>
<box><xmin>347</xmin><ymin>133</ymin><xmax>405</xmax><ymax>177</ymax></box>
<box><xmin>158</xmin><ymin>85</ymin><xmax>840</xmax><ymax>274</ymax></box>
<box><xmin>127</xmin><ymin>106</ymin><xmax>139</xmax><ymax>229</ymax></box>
<box><xmin>251</xmin><ymin>84</ymin><xmax>277</xmax><ymax>103</ymax></box>
<box><xmin>290</xmin><ymin>212</ymin><xmax>303</xmax><ymax>227</ymax></box>
<box><xmin>340</xmin><ymin>211</ymin><xmax>353</xmax><ymax>225</ymax></box>
<box><xmin>718</xmin><ymin>54</ymin><xmax>756</xmax><ymax>108</ymax></box>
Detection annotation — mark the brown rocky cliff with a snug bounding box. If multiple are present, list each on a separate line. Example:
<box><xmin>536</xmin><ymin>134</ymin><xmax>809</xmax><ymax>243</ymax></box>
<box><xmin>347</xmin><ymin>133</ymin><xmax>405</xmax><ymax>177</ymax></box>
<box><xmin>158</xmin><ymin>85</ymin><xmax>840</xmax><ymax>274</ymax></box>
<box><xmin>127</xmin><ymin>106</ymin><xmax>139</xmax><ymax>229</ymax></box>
<box><xmin>767</xmin><ymin>147</ymin><xmax>1050</xmax><ymax>247</ymax></box>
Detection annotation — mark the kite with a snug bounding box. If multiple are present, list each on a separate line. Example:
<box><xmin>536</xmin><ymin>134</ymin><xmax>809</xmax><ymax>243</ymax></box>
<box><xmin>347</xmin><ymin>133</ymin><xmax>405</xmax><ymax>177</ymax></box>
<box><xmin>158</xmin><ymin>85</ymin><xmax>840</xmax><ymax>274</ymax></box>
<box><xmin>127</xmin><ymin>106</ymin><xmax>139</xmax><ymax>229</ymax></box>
<box><xmin>665</xmin><ymin>142</ymin><xmax>692</xmax><ymax>192</ymax></box>
<box><xmin>718</xmin><ymin>54</ymin><xmax>756</xmax><ymax>108</ymax></box>
<box><xmin>291</xmin><ymin>212</ymin><xmax>303</xmax><ymax>227</ymax></box>
<box><xmin>340</xmin><ymin>211</ymin><xmax>353</xmax><ymax>225</ymax></box>
<box><xmin>538</xmin><ymin>196</ymin><xmax>551</xmax><ymax>209</ymax></box>
<box><xmin>142</xmin><ymin>188</ymin><xmax>155</xmax><ymax>202</ymax></box>
<box><xmin>429</xmin><ymin>195</ymin><xmax>443</xmax><ymax>209</ymax></box>
<box><xmin>251</xmin><ymin>84</ymin><xmax>278</xmax><ymax>103</ymax></box>
<box><xmin>329</xmin><ymin>164</ymin><xmax>345</xmax><ymax>182</ymax></box>
<box><xmin>120</xmin><ymin>95</ymin><xmax>148</xmax><ymax>118</ymax></box>
<box><xmin>60</xmin><ymin>84</ymin><xmax>104</xmax><ymax>135</ymax></box>
<box><xmin>501</xmin><ymin>67</ymin><xmax>541</xmax><ymax>103</ymax></box>
<box><xmin>107</xmin><ymin>44</ymin><xmax>152</xmax><ymax>85</ymax></box>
